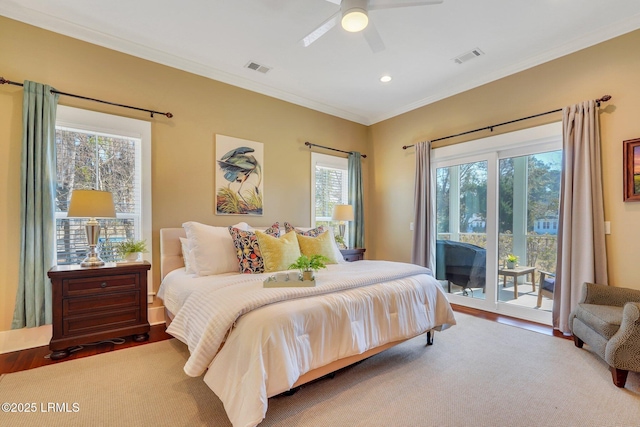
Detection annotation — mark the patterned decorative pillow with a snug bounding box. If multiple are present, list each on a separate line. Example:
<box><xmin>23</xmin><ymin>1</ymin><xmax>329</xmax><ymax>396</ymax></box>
<box><xmin>228</xmin><ymin>222</ymin><xmax>280</xmax><ymax>274</ymax></box>
<box><xmin>284</xmin><ymin>222</ymin><xmax>325</xmax><ymax>237</ymax></box>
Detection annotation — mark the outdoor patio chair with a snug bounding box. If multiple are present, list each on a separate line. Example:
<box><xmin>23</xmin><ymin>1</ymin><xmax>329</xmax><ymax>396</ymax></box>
<box><xmin>435</xmin><ymin>240</ymin><xmax>486</xmax><ymax>296</ymax></box>
<box><xmin>569</xmin><ymin>282</ymin><xmax>640</xmax><ymax>388</ymax></box>
<box><xmin>536</xmin><ymin>271</ymin><xmax>555</xmax><ymax>308</ymax></box>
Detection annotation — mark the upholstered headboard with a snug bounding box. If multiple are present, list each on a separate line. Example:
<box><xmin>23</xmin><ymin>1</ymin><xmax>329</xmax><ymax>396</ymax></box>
<box><xmin>160</xmin><ymin>228</ymin><xmax>186</xmax><ymax>280</ymax></box>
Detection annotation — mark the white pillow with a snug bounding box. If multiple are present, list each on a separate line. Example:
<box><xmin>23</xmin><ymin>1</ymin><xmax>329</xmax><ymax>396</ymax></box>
<box><xmin>233</xmin><ymin>222</ymin><xmax>251</xmax><ymax>231</ymax></box>
<box><xmin>182</xmin><ymin>221</ymin><xmax>242</xmax><ymax>276</ymax></box>
<box><xmin>179</xmin><ymin>237</ymin><xmax>195</xmax><ymax>274</ymax></box>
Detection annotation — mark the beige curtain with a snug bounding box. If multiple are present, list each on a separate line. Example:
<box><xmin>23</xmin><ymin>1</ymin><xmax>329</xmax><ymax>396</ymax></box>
<box><xmin>554</xmin><ymin>100</ymin><xmax>608</xmax><ymax>333</ymax></box>
<box><xmin>411</xmin><ymin>141</ymin><xmax>435</xmax><ymax>269</ymax></box>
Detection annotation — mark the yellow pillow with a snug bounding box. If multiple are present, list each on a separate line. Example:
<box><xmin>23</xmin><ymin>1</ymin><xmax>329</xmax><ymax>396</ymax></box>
<box><xmin>256</xmin><ymin>230</ymin><xmax>301</xmax><ymax>273</ymax></box>
<box><xmin>296</xmin><ymin>231</ymin><xmax>338</xmax><ymax>264</ymax></box>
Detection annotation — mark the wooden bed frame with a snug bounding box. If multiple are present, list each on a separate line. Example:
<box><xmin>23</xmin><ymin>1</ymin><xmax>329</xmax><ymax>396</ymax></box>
<box><xmin>159</xmin><ymin>228</ymin><xmax>432</xmax><ymax>390</ymax></box>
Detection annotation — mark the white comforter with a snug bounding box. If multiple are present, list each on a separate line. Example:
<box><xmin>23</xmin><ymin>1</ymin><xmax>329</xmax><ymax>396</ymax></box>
<box><xmin>158</xmin><ymin>261</ymin><xmax>456</xmax><ymax>427</ymax></box>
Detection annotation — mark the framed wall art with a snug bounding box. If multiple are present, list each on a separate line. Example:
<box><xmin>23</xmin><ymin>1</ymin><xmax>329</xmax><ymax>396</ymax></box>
<box><xmin>623</xmin><ymin>138</ymin><xmax>640</xmax><ymax>202</ymax></box>
<box><xmin>215</xmin><ymin>134</ymin><xmax>263</xmax><ymax>215</ymax></box>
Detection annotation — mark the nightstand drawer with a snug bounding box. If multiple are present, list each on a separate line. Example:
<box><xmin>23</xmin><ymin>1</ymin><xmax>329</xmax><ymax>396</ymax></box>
<box><xmin>63</xmin><ymin>291</ymin><xmax>139</xmax><ymax>316</ymax></box>
<box><xmin>63</xmin><ymin>274</ymin><xmax>139</xmax><ymax>297</ymax></box>
<box><xmin>63</xmin><ymin>308</ymin><xmax>141</xmax><ymax>336</ymax></box>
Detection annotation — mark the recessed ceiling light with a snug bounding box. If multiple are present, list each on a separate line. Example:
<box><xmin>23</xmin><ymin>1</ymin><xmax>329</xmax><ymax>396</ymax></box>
<box><xmin>380</xmin><ymin>75</ymin><xmax>392</xmax><ymax>83</ymax></box>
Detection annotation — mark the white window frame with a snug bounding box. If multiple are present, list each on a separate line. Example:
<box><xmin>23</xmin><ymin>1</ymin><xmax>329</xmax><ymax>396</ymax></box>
<box><xmin>432</xmin><ymin>122</ymin><xmax>562</xmax><ymax>324</ymax></box>
<box><xmin>310</xmin><ymin>152</ymin><xmax>348</xmax><ymax>226</ymax></box>
<box><xmin>55</xmin><ymin>106</ymin><xmax>152</xmax><ymax>273</ymax></box>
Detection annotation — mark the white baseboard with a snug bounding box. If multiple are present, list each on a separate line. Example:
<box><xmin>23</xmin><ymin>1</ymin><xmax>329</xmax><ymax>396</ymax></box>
<box><xmin>148</xmin><ymin>306</ymin><xmax>166</xmax><ymax>326</ymax></box>
<box><xmin>0</xmin><ymin>324</ymin><xmax>52</xmax><ymax>354</ymax></box>
<box><xmin>0</xmin><ymin>305</ymin><xmax>166</xmax><ymax>354</ymax></box>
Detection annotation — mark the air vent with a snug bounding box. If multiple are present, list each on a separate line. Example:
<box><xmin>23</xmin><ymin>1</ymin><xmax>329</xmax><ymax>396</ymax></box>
<box><xmin>452</xmin><ymin>48</ymin><xmax>484</xmax><ymax>65</ymax></box>
<box><xmin>245</xmin><ymin>61</ymin><xmax>272</xmax><ymax>74</ymax></box>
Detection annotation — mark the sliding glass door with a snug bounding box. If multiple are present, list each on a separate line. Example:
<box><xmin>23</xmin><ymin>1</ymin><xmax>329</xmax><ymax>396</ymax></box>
<box><xmin>436</xmin><ymin>160</ymin><xmax>490</xmax><ymax>301</ymax></box>
<box><xmin>497</xmin><ymin>152</ymin><xmax>560</xmax><ymax>315</ymax></box>
<box><xmin>433</xmin><ymin>123</ymin><xmax>562</xmax><ymax>324</ymax></box>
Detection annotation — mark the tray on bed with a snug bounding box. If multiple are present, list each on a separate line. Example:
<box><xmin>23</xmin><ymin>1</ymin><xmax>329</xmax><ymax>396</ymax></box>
<box><xmin>263</xmin><ymin>278</ymin><xmax>316</xmax><ymax>288</ymax></box>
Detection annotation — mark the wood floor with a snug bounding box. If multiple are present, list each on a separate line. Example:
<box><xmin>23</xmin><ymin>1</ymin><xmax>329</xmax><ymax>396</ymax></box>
<box><xmin>0</xmin><ymin>305</ymin><xmax>570</xmax><ymax>375</ymax></box>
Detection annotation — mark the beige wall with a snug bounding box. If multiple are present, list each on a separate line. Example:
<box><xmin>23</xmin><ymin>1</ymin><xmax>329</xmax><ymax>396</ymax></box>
<box><xmin>369</xmin><ymin>29</ymin><xmax>640</xmax><ymax>291</ymax></box>
<box><xmin>0</xmin><ymin>17</ymin><xmax>369</xmax><ymax>332</ymax></box>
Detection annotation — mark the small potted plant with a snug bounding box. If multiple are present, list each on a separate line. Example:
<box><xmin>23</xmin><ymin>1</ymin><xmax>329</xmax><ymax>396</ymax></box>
<box><xmin>334</xmin><ymin>234</ymin><xmax>346</xmax><ymax>249</ymax></box>
<box><xmin>506</xmin><ymin>254</ymin><xmax>518</xmax><ymax>269</ymax></box>
<box><xmin>115</xmin><ymin>239</ymin><xmax>148</xmax><ymax>262</ymax></box>
<box><xmin>289</xmin><ymin>254</ymin><xmax>328</xmax><ymax>281</ymax></box>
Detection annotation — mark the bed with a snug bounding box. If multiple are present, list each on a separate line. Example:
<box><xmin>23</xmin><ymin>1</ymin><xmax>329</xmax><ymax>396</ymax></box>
<box><xmin>158</xmin><ymin>226</ymin><xmax>456</xmax><ymax>427</ymax></box>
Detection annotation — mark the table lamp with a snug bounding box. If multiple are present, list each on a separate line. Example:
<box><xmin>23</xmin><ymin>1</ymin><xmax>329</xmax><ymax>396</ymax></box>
<box><xmin>332</xmin><ymin>204</ymin><xmax>354</xmax><ymax>248</ymax></box>
<box><xmin>67</xmin><ymin>189</ymin><xmax>116</xmax><ymax>267</ymax></box>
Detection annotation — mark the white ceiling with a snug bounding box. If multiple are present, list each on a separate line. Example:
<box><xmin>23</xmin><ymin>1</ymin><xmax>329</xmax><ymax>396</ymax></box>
<box><xmin>2</xmin><ymin>0</ymin><xmax>640</xmax><ymax>125</ymax></box>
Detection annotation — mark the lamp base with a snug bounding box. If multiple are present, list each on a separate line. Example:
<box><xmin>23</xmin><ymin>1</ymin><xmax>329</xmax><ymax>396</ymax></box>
<box><xmin>80</xmin><ymin>244</ymin><xmax>105</xmax><ymax>267</ymax></box>
<box><xmin>81</xmin><ymin>222</ymin><xmax>105</xmax><ymax>267</ymax></box>
<box><xmin>80</xmin><ymin>255</ymin><xmax>105</xmax><ymax>267</ymax></box>
<box><xmin>338</xmin><ymin>222</ymin><xmax>347</xmax><ymax>249</ymax></box>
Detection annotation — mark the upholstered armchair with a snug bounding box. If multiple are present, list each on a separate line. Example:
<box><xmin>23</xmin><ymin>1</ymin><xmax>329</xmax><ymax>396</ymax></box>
<box><xmin>569</xmin><ymin>282</ymin><xmax>640</xmax><ymax>388</ymax></box>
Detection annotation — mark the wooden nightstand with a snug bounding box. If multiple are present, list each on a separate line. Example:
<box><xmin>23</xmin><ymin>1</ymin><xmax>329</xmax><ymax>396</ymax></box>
<box><xmin>340</xmin><ymin>248</ymin><xmax>366</xmax><ymax>262</ymax></box>
<box><xmin>48</xmin><ymin>261</ymin><xmax>151</xmax><ymax>360</ymax></box>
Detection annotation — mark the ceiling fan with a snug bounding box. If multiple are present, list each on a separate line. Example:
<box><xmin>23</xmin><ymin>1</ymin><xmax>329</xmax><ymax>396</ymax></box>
<box><xmin>300</xmin><ymin>0</ymin><xmax>444</xmax><ymax>53</ymax></box>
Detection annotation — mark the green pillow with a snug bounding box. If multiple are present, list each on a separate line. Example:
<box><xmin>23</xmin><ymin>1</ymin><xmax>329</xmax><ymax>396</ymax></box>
<box><xmin>296</xmin><ymin>231</ymin><xmax>337</xmax><ymax>264</ymax></box>
<box><xmin>256</xmin><ymin>230</ymin><xmax>301</xmax><ymax>273</ymax></box>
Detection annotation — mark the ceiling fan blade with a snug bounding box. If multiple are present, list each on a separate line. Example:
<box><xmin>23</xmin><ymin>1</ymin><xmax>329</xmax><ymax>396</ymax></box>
<box><xmin>369</xmin><ymin>0</ymin><xmax>443</xmax><ymax>11</ymax></box>
<box><xmin>299</xmin><ymin>11</ymin><xmax>340</xmax><ymax>47</ymax></box>
<box><xmin>363</xmin><ymin>21</ymin><xmax>385</xmax><ymax>53</ymax></box>
<box><xmin>324</xmin><ymin>0</ymin><xmax>341</xmax><ymax>4</ymax></box>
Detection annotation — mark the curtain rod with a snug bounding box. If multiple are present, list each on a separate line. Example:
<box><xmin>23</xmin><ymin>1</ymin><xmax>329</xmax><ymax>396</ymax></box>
<box><xmin>305</xmin><ymin>141</ymin><xmax>367</xmax><ymax>158</ymax></box>
<box><xmin>0</xmin><ymin>77</ymin><xmax>173</xmax><ymax>119</ymax></box>
<box><xmin>402</xmin><ymin>95</ymin><xmax>612</xmax><ymax>150</ymax></box>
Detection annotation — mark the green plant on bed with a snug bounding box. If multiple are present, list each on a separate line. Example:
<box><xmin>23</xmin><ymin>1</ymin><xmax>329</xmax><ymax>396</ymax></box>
<box><xmin>289</xmin><ymin>254</ymin><xmax>328</xmax><ymax>280</ymax></box>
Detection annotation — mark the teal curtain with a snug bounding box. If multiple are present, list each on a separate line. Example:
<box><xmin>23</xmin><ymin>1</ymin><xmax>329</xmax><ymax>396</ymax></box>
<box><xmin>348</xmin><ymin>152</ymin><xmax>364</xmax><ymax>249</ymax></box>
<box><xmin>12</xmin><ymin>81</ymin><xmax>59</xmax><ymax>329</ymax></box>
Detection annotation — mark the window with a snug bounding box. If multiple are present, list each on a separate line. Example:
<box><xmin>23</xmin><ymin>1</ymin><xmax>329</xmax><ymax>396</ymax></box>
<box><xmin>311</xmin><ymin>153</ymin><xmax>348</xmax><ymax>238</ymax></box>
<box><xmin>55</xmin><ymin>106</ymin><xmax>151</xmax><ymax>266</ymax></box>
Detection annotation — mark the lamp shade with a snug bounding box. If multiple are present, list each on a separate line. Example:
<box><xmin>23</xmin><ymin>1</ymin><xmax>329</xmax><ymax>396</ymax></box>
<box><xmin>332</xmin><ymin>204</ymin><xmax>354</xmax><ymax>221</ymax></box>
<box><xmin>67</xmin><ymin>190</ymin><xmax>116</xmax><ymax>218</ymax></box>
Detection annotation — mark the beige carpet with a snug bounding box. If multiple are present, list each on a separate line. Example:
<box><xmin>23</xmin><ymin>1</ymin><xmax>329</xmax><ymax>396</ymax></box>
<box><xmin>1</xmin><ymin>313</ymin><xmax>638</xmax><ymax>427</ymax></box>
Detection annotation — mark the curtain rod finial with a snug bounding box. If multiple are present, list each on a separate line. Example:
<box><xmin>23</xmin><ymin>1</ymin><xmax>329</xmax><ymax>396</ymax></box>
<box><xmin>165</xmin><ymin>112</ymin><xmax>173</xmax><ymax>118</ymax></box>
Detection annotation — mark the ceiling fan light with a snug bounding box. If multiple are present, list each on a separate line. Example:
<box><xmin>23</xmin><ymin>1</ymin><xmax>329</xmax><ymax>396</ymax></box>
<box><xmin>342</xmin><ymin>8</ymin><xmax>368</xmax><ymax>32</ymax></box>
